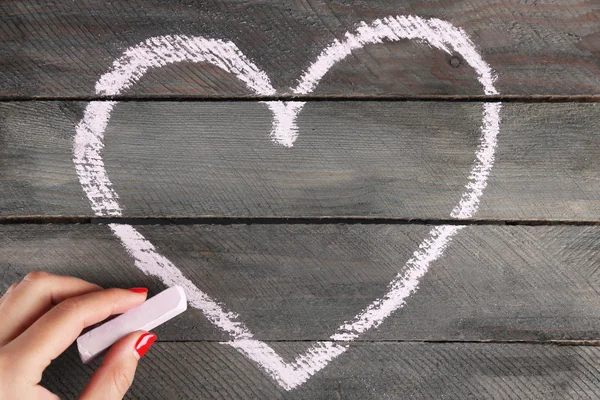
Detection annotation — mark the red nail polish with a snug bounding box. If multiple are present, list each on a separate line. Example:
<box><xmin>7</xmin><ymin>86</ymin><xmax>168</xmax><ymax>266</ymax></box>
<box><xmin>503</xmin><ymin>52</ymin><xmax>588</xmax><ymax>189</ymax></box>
<box><xmin>134</xmin><ymin>332</ymin><xmax>156</xmax><ymax>359</ymax></box>
<box><xmin>128</xmin><ymin>287</ymin><xmax>148</xmax><ymax>294</ymax></box>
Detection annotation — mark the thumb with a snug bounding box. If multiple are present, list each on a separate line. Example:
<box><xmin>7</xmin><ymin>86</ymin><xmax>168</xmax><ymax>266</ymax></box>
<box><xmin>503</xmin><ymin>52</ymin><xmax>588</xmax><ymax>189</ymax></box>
<box><xmin>79</xmin><ymin>331</ymin><xmax>157</xmax><ymax>400</ymax></box>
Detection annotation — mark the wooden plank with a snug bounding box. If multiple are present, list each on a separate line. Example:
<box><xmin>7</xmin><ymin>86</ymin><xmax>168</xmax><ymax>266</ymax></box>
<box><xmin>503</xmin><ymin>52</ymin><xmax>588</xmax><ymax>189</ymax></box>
<box><xmin>1</xmin><ymin>0</ymin><xmax>599</xmax><ymax>98</ymax></box>
<box><xmin>1</xmin><ymin>101</ymin><xmax>598</xmax><ymax>220</ymax></box>
<box><xmin>2</xmin><ymin>224</ymin><xmax>600</xmax><ymax>342</ymax></box>
<box><xmin>42</xmin><ymin>341</ymin><xmax>600</xmax><ymax>399</ymax></box>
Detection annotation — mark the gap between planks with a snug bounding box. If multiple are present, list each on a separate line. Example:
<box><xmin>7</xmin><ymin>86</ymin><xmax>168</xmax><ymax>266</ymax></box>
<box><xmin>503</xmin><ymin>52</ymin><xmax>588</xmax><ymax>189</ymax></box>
<box><xmin>150</xmin><ymin>339</ymin><xmax>600</xmax><ymax>347</ymax></box>
<box><xmin>1</xmin><ymin>216</ymin><xmax>600</xmax><ymax>226</ymax></box>
<box><xmin>1</xmin><ymin>95</ymin><xmax>600</xmax><ymax>102</ymax></box>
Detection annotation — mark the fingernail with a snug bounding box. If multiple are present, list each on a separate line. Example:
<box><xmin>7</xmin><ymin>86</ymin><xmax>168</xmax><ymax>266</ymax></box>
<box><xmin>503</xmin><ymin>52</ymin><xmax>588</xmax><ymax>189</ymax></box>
<box><xmin>128</xmin><ymin>287</ymin><xmax>148</xmax><ymax>294</ymax></box>
<box><xmin>134</xmin><ymin>332</ymin><xmax>156</xmax><ymax>359</ymax></box>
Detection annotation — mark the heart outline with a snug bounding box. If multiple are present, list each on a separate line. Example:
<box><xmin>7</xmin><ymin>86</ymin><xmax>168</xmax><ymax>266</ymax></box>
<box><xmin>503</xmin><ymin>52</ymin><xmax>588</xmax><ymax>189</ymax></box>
<box><xmin>73</xmin><ymin>15</ymin><xmax>501</xmax><ymax>390</ymax></box>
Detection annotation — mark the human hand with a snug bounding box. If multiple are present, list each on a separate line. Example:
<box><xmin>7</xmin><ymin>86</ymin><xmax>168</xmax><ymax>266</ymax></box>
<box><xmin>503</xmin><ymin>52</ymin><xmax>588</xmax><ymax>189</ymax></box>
<box><xmin>0</xmin><ymin>271</ymin><xmax>156</xmax><ymax>399</ymax></box>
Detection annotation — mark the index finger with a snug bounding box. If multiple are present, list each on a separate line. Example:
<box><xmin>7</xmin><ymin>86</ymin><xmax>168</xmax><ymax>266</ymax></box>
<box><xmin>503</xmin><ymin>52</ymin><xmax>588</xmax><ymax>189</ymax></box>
<box><xmin>0</xmin><ymin>272</ymin><xmax>102</xmax><ymax>346</ymax></box>
<box><xmin>4</xmin><ymin>288</ymin><xmax>147</xmax><ymax>380</ymax></box>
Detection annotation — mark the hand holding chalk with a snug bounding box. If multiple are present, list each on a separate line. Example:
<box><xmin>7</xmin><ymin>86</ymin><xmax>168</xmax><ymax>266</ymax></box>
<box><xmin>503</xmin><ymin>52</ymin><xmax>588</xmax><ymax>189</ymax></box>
<box><xmin>77</xmin><ymin>285</ymin><xmax>187</xmax><ymax>363</ymax></box>
<box><xmin>0</xmin><ymin>272</ymin><xmax>185</xmax><ymax>400</ymax></box>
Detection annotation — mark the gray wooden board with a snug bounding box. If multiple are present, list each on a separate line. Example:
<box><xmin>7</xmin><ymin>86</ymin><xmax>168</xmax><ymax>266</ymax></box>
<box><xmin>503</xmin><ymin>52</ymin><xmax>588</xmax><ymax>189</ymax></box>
<box><xmin>2</xmin><ymin>224</ymin><xmax>600</xmax><ymax>342</ymax></box>
<box><xmin>1</xmin><ymin>0</ymin><xmax>599</xmax><ymax>98</ymax></box>
<box><xmin>1</xmin><ymin>101</ymin><xmax>599</xmax><ymax>220</ymax></box>
<box><xmin>42</xmin><ymin>341</ymin><xmax>600</xmax><ymax>399</ymax></box>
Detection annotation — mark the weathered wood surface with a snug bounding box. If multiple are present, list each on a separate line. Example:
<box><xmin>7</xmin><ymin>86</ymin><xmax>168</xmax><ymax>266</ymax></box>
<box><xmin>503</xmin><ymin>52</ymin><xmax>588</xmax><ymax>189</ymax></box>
<box><xmin>1</xmin><ymin>0</ymin><xmax>599</xmax><ymax>98</ymax></box>
<box><xmin>42</xmin><ymin>341</ymin><xmax>600</xmax><ymax>399</ymax></box>
<box><xmin>2</xmin><ymin>1</ymin><xmax>599</xmax><ymax>397</ymax></box>
<box><xmin>1</xmin><ymin>101</ymin><xmax>599</xmax><ymax>220</ymax></box>
<box><xmin>2</xmin><ymin>224</ymin><xmax>600</xmax><ymax>342</ymax></box>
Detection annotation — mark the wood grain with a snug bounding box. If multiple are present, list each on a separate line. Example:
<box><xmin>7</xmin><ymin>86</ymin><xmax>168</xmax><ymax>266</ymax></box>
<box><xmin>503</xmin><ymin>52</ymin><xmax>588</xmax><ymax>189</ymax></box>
<box><xmin>2</xmin><ymin>223</ymin><xmax>600</xmax><ymax>342</ymax></box>
<box><xmin>1</xmin><ymin>101</ymin><xmax>598</xmax><ymax>220</ymax></box>
<box><xmin>3</xmin><ymin>1</ymin><xmax>598</xmax><ymax>397</ymax></box>
<box><xmin>1</xmin><ymin>0</ymin><xmax>598</xmax><ymax>98</ymax></box>
<box><xmin>42</xmin><ymin>341</ymin><xmax>600</xmax><ymax>399</ymax></box>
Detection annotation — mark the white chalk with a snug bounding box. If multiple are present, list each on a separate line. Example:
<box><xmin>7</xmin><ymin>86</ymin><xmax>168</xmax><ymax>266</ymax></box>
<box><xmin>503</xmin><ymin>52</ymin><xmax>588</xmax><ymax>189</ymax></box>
<box><xmin>76</xmin><ymin>286</ymin><xmax>187</xmax><ymax>363</ymax></box>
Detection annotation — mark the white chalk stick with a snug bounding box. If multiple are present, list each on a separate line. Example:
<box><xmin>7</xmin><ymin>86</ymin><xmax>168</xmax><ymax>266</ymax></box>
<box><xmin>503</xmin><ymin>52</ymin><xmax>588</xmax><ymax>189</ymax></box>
<box><xmin>77</xmin><ymin>286</ymin><xmax>187</xmax><ymax>363</ymax></box>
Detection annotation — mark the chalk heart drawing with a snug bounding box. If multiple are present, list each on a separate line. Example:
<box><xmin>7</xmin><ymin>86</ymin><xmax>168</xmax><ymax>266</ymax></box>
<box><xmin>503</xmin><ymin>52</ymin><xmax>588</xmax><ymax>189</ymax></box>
<box><xmin>74</xmin><ymin>15</ymin><xmax>501</xmax><ymax>390</ymax></box>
